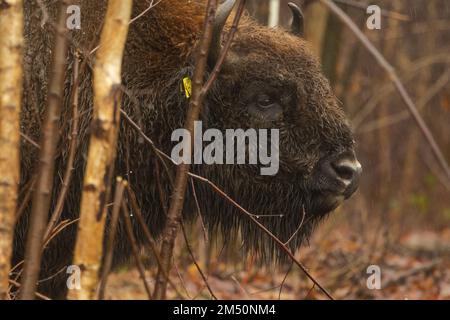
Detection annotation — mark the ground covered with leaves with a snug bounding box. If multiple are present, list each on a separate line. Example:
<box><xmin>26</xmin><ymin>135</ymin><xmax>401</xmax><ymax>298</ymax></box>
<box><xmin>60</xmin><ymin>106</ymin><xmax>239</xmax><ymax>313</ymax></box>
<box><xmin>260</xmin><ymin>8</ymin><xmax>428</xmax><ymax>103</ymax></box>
<box><xmin>104</xmin><ymin>213</ymin><xmax>450</xmax><ymax>300</ymax></box>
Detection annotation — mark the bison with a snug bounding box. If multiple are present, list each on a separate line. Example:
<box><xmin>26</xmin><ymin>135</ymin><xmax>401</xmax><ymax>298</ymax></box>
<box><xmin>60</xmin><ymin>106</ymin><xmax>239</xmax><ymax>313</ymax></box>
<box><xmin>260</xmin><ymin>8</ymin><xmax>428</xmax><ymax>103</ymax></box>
<box><xmin>14</xmin><ymin>0</ymin><xmax>362</xmax><ymax>298</ymax></box>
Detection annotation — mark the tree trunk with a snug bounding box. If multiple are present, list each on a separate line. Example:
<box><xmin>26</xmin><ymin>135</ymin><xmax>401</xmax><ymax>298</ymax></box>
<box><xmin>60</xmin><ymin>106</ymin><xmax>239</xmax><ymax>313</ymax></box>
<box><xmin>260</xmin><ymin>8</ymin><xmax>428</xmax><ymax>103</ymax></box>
<box><xmin>0</xmin><ymin>0</ymin><xmax>24</xmax><ymax>300</ymax></box>
<box><xmin>68</xmin><ymin>0</ymin><xmax>132</xmax><ymax>300</ymax></box>
<box><xmin>304</xmin><ymin>2</ymin><xmax>329</xmax><ymax>58</ymax></box>
<box><xmin>401</xmin><ymin>0</ymin><xmax>438</xmax><ymax>208</ymax></box>
<box><xmin>246</xmin><ymin>0</ymin><xmax>269</xmax><ymax>25</ymax></box>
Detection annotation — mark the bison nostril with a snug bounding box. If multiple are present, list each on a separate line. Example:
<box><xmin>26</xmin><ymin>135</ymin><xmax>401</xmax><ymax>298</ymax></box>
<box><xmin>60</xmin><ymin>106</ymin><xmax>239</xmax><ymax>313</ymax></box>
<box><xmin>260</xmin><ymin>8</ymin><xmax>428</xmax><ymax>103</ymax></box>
<box><xmin>331</xmin><ymin>158</ymin><xmax>362</xmax><ymax>187</ymax></box>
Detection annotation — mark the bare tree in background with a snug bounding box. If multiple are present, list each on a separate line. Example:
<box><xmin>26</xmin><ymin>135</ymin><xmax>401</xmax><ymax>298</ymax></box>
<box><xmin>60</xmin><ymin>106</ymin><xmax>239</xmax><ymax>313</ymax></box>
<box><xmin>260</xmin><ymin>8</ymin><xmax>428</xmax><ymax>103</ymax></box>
<box><xmin>0</xmin><ymin>0</ymin><xmax>23</xmax><ymax>300</ymax></box>
<box><xmin>68</xmin><ymin>0</ymin><xmax>133</xmax><ymax>300</ymax></box>
<box><xmin>247</xmin><ymin>0</ymin><xmax>270</xmax><ymax>25</ymax></box>
<box><xmin>268</xmin><ymin>0</ymin><xmax>280</xmax><ymax>27</ymax></box>
<box><xmin>401</xmin><ymin>1</ymin><xmax>438</xmax><ymax>201</ymax></box>
<box><xmin>304</xmin><ymin>1</ymin><xmax>329</xmax><ymax>58</ymax></box>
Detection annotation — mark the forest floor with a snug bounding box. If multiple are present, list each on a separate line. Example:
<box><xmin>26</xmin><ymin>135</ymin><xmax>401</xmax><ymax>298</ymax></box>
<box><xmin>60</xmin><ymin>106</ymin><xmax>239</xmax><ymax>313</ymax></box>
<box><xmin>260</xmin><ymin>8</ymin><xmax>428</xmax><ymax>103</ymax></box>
<box><xmin>104</xmin><ymin>217</ymin><xmax>450</xmax><ymax>300</ymax></box>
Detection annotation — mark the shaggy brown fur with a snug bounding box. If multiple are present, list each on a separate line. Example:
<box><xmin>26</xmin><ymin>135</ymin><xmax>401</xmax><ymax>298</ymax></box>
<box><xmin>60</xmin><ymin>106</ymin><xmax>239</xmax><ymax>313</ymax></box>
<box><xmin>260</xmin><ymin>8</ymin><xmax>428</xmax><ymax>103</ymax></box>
<box><xmin>15</xmin><ymin>0</ymin><xmax>356</xmax><ymax>298</ymax></box>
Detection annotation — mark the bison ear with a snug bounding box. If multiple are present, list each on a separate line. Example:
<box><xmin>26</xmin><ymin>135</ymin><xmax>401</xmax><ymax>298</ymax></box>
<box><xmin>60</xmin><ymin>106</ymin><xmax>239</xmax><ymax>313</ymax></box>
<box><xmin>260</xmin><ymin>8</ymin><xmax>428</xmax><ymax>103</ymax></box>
<box><xmin>208</xmin><ymin>0</ymin><xmax>237</xmax><ymax>68</ymax></box>
<box><xmin>288</xmin><ymin>2</ymin><xmax>304</xmax><ymax>37</ymax></box>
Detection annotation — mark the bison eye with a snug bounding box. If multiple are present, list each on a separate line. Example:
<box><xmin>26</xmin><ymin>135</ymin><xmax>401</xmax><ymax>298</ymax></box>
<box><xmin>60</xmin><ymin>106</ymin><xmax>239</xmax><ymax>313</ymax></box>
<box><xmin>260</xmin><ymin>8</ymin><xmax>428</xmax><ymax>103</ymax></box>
<box><xmin>247</xmin><ymin>91</ymin><xmax>283</xmax><ymax>121</ymax></box>
<box><xmin>257</xmin><ymin>94</ymin><xmax>275</xmax><ymax>109</ymax></box>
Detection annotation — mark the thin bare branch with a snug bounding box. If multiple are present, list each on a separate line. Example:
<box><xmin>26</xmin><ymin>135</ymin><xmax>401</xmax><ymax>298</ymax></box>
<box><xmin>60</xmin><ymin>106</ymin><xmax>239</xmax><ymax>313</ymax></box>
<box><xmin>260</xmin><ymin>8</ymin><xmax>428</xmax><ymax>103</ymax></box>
<box><xmin>126</xmin><ymin>185</ymin><xmax>185</xmax><ymax>299</ymax></box>
<box><xmin>284</xmin><ymin>205</ymin><xmax>306</xmax><ymax>246</ymax></box>
<box><xmin>19</xmin><ymin>131</ymin><xmax>40</xmax><ymax>149</ymax></box>
<box><xmin>121</xmin><ymin>200</ymin><xmax>153</xmax><ymax>299</ymax></box>
<box><xmin>278</xmin><ymin>262</ymin><xmax>293</xmax><ymax>299</ymax></box>
<box><xmin>180</xmin><ymin>222</ymin><xmax>217</xmax><ymax>299</ymax></box>
<box><xmin>98</xmin><ymin>177</ymin><xmax>127</xmax><ymax>300</ymax></box>
<box><xmin>44</xmin><ymin>56</ymin><xmax>83</xmax><ymax>240</ymax></box>
<box><xmin>15</xmin><ymin>176</ymin><xmax>36</xmax><ymax>221</ymax></box>
<box><xmin>190</xmin><ymin>178</ymin><xmax>208</xmax><ymax>243</ymax></box>
<box><xmin>8</xmin><ymin>280</ymin><xmax>50</xmax><ymax>300</ymax></box>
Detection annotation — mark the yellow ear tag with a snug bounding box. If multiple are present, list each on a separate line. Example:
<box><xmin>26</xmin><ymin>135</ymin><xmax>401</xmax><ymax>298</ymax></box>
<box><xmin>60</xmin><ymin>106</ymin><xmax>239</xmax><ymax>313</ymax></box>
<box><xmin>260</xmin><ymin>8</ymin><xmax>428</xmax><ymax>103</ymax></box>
<box><xmin>182</xmin><ymin>77</ymin><xmax>192</xmax><ymax>99</ymax></box>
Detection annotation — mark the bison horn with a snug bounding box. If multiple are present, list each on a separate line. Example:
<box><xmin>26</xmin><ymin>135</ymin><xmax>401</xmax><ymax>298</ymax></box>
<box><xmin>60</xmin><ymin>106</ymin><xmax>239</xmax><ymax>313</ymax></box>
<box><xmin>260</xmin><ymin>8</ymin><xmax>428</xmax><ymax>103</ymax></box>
<box><xmin>288</xmin><ymin>2</ymin><xmax>304</xmax><ymax>37</ymax></box>
<box><xmin>208</xmin><ymin>0</ymin><xmax>237</xmax><ymax>68</ymax></box>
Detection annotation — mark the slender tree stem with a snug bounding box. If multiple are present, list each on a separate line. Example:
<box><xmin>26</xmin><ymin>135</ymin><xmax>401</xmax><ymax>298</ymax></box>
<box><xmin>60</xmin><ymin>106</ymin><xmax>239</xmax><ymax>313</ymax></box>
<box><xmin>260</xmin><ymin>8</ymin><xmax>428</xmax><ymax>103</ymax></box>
<box><xmin>98</xmin><ymin>177</ymin><xmax>127</xmax><ymax>300</ymax></box>
<box><xmin>20</xmin><ymin>1</ymin><xmax>69</xmax><ymax>300</ymax></box>
<box><xmin>153</xmin><ymin>0</ymin><xmax>219</xmax><ymax>300</ymax></box>
<box><xmin>121</xmin><ymin>200</ymin><xmax>153</xmax><ymax>299</ymax></box>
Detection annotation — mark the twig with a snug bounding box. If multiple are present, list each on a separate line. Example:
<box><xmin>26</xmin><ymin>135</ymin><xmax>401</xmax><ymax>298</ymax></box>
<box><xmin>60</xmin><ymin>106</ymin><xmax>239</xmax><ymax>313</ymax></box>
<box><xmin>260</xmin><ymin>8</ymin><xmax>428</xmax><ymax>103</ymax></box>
<box><xmin>44</xmin><ymin>56</ymin><xmax>83</xmax><ymax>240</ymax></box>
<box><xmin>98</xmin><ymin>177</ymin><xmax>127</xmax><ymax>300</ymax></box>
<box><xmin>121</xmin><ymin>200</ymin><xmax>153</xmax><ymax>299</ymax></box>
<box><xmin>154</xmin><ymin>161</ymin><xmax>170</xmax><ymax>214</ymax></box>
<box><xmin>320</xmin><ymin>0</ymin><xmax>450</xmax><ymax>182</ymax></box>
<box><xmin>89</xmin><ymin>0</ymin><xmax>164</xmax><ymax>55</ymax></box>
<box><xmin>120</xmin><ymin>109</ymin><xmax>174</xmax><ymax>184</ymax></box>
<box><xmin>129</xmin><ymin>0</ymin><xmax>163</xmax><ymax>25</ymax></box>
<box><xmin>230</xmin><ymin>275</ymin><xmax>250</xmax><ymax>298</ymax></box>
<box><xmin>8</xmin><ymin>280</ymin><xmax>50</xmax><ymax>300</ymax></box>
<box><xmin>126</xmin><ymin>186</ymin><xmax>185</xmax><ymax>299</ymax></box>
<box><xmin>37</xmin><ymin>266</ymin><xmax>67</xmax><ymax>284</ymax></box>
<box><xmin>42</xmin><ymin>219</ymin><xmax>79</xmax><ymax>249</ymax></box>
<box><xmin>284</xmin><ymin>205</ymin><xmax>306</xmax><ymax>245</ymax></box>
<box><xmin>173</xmin><ymin>263</ymin><xmax>192</xmax><ymax>299</ymax></box>
<box><xmin>19</xmin><ymin>131</ymin><xmax>40</xmax><ymax>149</ymax></box>
<box><xmin>278</xmin><ymin>262</ymin><xmax>293</xmax><ymax>299</ymax></box>
<box><xmin>15</xmin><ymin>176</ymin><xmax>36</xmax><ymax>221</ymax></box>
<box><xmin>190</xmin><ymin>178</ymin><xmax>208</xmax><ymax>243</ymax></box>
<box><xmin>180</xmin><ymin>222</ymin><xmax>217</xmax><ymax>299</ymax></box>
<box><xmin>248</xmin><ymin>284</ymin><xmax>283</xmax><ymax>296</ymax></box>
<box><xmin>304</xmin><ymin>283</ymin><xmax>316</xmax><ymax>299</ymax></box>
<box><xmin>9</xmin><ymin>218</ymin><xmax>79</xmax><ymax>298</ymax></box>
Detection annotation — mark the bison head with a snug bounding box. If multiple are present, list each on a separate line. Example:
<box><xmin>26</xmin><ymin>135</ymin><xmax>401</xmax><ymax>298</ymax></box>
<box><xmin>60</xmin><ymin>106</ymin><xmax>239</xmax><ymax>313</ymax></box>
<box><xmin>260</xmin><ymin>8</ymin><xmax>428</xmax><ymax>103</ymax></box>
<box><xmin>190</xmin><ymin>1</ymin><xmax>362</xmax><ymax>257</ymax></box>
